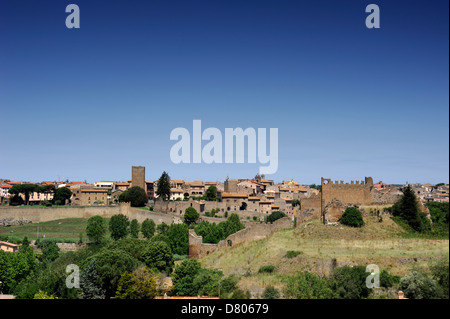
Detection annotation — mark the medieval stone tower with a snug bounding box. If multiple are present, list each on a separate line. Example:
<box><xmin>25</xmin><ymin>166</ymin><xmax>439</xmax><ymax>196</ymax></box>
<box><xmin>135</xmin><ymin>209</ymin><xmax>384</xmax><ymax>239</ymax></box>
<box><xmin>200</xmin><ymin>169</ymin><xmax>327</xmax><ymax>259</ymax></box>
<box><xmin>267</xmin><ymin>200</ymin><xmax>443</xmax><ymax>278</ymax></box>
<box><xmin>224</xmin><ymin>177</ymin><xmax>238</xmax><ymax>193</ymax></box>
<box><xmin>320</xmin><ymin>176</ymin><xmax>374</xmax><ymax>223</ymax></box>
<box><xmin>131</xmin><ymin>166</ymin><xmax>146</xmax><ymax>190</ymax></box>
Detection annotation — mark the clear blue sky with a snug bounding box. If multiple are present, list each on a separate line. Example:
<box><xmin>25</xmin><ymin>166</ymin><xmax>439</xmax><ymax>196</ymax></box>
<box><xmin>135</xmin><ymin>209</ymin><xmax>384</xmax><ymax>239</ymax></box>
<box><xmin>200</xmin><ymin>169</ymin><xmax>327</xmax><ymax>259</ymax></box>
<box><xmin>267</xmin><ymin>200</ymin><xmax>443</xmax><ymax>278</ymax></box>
<box><xmin>0</xmin><ymin>0</ymin><xmax>448</xmax><ymax>185</ymax></box>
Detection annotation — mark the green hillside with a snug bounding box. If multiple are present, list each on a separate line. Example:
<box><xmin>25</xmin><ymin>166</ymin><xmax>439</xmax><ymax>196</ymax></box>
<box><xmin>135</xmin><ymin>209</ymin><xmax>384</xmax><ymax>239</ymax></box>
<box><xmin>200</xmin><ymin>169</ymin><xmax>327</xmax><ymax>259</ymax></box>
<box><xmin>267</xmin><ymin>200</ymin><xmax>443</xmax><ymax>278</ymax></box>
<box><xmin>199</xmin><ymin>216</ymin><xmax>449</xmax><ymax>296</ymax></box>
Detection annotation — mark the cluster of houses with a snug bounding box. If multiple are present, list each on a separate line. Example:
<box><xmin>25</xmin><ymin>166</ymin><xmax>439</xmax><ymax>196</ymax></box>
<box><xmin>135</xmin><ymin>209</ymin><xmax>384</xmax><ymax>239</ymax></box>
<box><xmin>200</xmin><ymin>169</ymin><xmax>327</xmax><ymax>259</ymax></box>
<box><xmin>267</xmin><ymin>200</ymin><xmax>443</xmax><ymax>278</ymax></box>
<box><xmin>1</xmin><ymin>175</ymin><xmax>448</xmax><ymax>218</ymax></box>
<box><xmin>0</xmin><ymin>173</ymin><xmax>318</xmax><ymax>218</ymax></box>
<box><xmin>410</xmin><ymin>183</ymin><xmax>449</xmax><ymax>204</ymax></box>
<box><xmin>155</xmin><ymin>174</ymin><xmax>321</xmax><ymax>218</ymax></box>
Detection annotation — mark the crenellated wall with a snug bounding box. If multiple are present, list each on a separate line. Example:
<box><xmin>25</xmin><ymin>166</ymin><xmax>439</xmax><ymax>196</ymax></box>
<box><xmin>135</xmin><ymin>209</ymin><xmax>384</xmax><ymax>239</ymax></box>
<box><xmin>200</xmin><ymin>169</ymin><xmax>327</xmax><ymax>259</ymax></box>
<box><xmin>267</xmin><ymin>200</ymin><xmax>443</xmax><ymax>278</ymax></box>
<box><xmin>321</xmin><ymin>177</ymin><xmax>374</xmax><ymax>208</ymax></box>
<box><xmin>188</xmin><ymin>217</ymin><xmax>293</xmax><ymax>258</ymax></box>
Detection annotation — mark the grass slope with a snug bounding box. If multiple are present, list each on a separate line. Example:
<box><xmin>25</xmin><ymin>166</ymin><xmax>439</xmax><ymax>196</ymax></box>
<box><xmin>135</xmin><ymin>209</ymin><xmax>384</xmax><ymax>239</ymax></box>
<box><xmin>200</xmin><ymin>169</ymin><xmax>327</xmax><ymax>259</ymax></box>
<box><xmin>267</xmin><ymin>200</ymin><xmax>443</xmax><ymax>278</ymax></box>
<box><xmin>199</xmin><ymin>216</ymin><xmax>449</xmax><ymax>295</ymax></box>
<box><xmin>0</xmin><ymin>218</ymin><xmax>93</xmax><ymax>242</ymax></box>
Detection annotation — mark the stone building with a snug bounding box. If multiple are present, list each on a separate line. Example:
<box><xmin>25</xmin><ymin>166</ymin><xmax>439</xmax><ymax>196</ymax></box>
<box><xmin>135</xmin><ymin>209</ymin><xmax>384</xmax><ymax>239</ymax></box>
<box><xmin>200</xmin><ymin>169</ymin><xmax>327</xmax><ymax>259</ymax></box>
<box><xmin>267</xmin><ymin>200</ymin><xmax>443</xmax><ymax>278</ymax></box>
<box><xmin>71</xmin><ymin>187</ymin><xmax>108</xmax><ymax>206</ymax></box>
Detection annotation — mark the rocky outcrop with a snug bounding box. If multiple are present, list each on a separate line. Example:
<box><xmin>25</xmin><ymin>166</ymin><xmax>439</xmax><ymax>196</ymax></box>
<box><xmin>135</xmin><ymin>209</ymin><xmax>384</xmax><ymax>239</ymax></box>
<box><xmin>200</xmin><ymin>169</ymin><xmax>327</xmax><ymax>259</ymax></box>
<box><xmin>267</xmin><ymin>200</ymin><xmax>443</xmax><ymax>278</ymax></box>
<box><xmin>0</xmin><ymin>218</ymin><xmax>32</xmax><ymax>227</ymax></box>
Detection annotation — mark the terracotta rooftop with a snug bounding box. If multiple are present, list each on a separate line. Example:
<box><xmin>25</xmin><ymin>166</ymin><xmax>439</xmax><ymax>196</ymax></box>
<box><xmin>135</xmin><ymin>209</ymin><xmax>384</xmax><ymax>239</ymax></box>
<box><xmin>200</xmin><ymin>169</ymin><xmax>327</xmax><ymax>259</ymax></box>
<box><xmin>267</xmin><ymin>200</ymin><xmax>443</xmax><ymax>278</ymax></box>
<box><xmin>186</xmin><ymin>181</ymin><xmax>204</xmax><ymax>186</ymax></box>
<box><xmin>115</xmin><ymin>182</ymin><xmax>130</xmax><ymax>186</ymax></box>
<box><xmin>0</xmin><ymin>241</ymin><xmax>20</xmax><ymax>248</ymax></box>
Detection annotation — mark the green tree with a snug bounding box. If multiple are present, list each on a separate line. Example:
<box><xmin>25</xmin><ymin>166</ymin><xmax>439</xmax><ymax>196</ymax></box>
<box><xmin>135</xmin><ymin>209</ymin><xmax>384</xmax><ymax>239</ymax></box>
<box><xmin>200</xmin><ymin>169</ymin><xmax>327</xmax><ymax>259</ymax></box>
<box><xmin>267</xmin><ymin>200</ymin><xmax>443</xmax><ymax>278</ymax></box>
<box><xmin>205</xmin><ymin>185</ymin><xmax>218</xmax><ymax>201</ymax></box>
<box><xmin>166</xmin><ymin>223</ymin><xmax>189</xmax><ymax>255</ymax></box>
<box><xmin>8</xmin><ymin>184</ymin><xmax>38</xmax><ymax>205</ymax></box>
<box><xmin>192</xmin><ymin>269</ymin><xmax>222</xmax><ymax>297</ymax></box>
<box><xmin>86</xmin><ymin>249</ymin><xmax>139</xmax><ymax>299</ymax></box>
<box><xmin>106</xmin><ymin>238</ymin><xmax>152</xmax><ymax>261</ymax></box>
<box><xmin>156</xmin><ymin>222</ymin><xmax>169</xmax><ymax>235</ymax></box>
<box><xmin>195</xmin><ymin>221</ymin><xmax>224</xmax><ymax>244</ymax></box>
<box><xmin>339</xmin><ymin>206</ymin><xmax>365</xmax><ymax>228</ymax></box>
<box><xmin>266</xmin><ymin>211</ymin><xmax>286</xmax><ymax>224</ymax></box>
<box><xmin>184</xmin><ymin>207</ymin><xmax>200</xmax><ymax>225</ymax></box>
<box><xmin>41</xmin><ymin>242</ymin><xmax>61</xmax><ymax>262</ymax></box>
<box><xmin>9</xmin><ymin>194</ymin><xmax>24</xmax><ymax>206</ymax></box>
<box><xmin>86</xmin><ymin>215</ymin><xmax>107</xmax><ymax>244</ymax></box>
<box><xmin>392</xmin><ymin>185</ymin><xmax>428</xmax><ymax>232</ymax></box>
<box><xmin>426</xmin><ymin>202</ymin><xmax>449</xmax><ymax>233</ymax></box>
<box><xmin>115</xmin><ymin>268</ymin><xmax>158</xmax><ymax>299</ymax></box>
<box><xmin>53</xmin><ymin>187</ymin><xmax>72</xmax><ymax>205</ymax></box>
<box><xmin>285</xmin><ymin>271</ymin><xmax>334</xmax><ymax>299</ymax></box>
<box><xmin>0</xmin><ymin>248</ymin><xmax>38</xmax><ymax>294</ymax></box>
<box><xmin>398</xmin><ymin>271</ymin><xmax>441</xmax><ymax>299</ymax></box>
<box><xmin>429</xmin><ymin>257</ymin><xmax>449</xmax><ymax>298</ymax></box>
<box><xmin>109</xmin><ymin>214</ymin><xmax>130</xmax><ymax>240</ymax></box>
<box><xmin>118</xmin><ymin>186</ymin><xmax>148</xmax><ymax>207</ymax></box>
<box><xmin>150</xmin><ymin>234</ymin><xmax>171</xmax><ymax>247</ymax></box>
<box><xmin>141</xmin><ymin>218</ymin><xmax>156</xmax><ymax>239</ymax></box>
<box><xmin>330</xmin><ymin>266</ymin><xmax>370</xmax><ymax>299</ymax></box>
<box><xmin>156</xmin><ymin>171</ymin><xmax>171</xmax><ymax>201</ymax></box>
<box><xmin>80</xmin><ymin>259</ymin><xmax>105</xmax><ymax>299</ymax></box>
<box><xmin>142</xmin><ymin>241</ymin><xmax>174</xmax><ymax>274</ymax></box>
<box><xmin>219</xmin><ymin>213</ymin><xmax>245</xmax><ymax>238</ymax></box>
<box><xmin>130</xmin><ymin>219</ymin><xmax>140</xmax><ymax>238</ymax></box>
<box><xmin>172</xmin><ymin>259</ymin><xmax>202</xmax><ymax>296</ymax></box>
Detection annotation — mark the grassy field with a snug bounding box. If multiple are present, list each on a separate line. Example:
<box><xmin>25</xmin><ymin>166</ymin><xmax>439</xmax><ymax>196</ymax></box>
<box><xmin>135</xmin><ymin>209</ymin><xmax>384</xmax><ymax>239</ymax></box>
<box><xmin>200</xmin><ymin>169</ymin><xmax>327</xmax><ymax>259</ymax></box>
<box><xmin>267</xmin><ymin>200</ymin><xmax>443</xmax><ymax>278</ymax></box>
<box><xmin>199</xmin><ymin>216</ymin><xmax>449</xmax><ymax>295</ymax></box>
<box><xmin>0</xmin><ymin>218</ymin><xmax>94</xmax><ymax>243</ymax></box>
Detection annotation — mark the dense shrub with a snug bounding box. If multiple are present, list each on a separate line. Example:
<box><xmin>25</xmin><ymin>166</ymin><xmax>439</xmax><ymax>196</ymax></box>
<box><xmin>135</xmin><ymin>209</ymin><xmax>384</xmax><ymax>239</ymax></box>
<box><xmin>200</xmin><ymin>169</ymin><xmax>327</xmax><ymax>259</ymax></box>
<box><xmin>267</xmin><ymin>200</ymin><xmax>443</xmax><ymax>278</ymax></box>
<box><xmin>285</xmin><ymin>250</ymin><xmax>302</xmax><ymax>258</ymax></box>
<box><xmin>339</xmin><ymin>206</ymin><xmax>364</xmax><ymax>228</ymax></box>
<box><xmin>330</xmin><ymin>266</ymin><xmax>370</xmax><ymax>299</ymax></box>
<box><xmin>266</xmin><ymin>211</ymin><xmax>286</xmax><ymax>224</ymax></box>
<box><xmin>142</xmin><ymin>241</ymin><xmax>174</xmax><ymax>274</ymax></box>
<box><xmin>118</xmin><ymin>186</ymin><xmax>148</xmax><ymax>207</ymax></box>
<box><xmin>284</xmin><ymin>271</ymin><xmax>334</xmax><ymax>299</ymax></box>
<box><xmin>380</xmin><ymin>269</ymin><xmax>400</xmax><ymax>288</ymax></box>
<box><xmin>115</xmin><ymin>268</ymin><xmax>159</xmax><ymax>299</ymax></box>
<box><xmin>194</xmin><ymin>213</ymin><xmax>244</xmax><ymax>244</ymax></box>
<box><xmin>166</xmin><ymin>223</ymin><xmax>189</xmax><ymax>255</ymax></box>
<box><xmin>262</xmin><ymin>286</ymin><xmax>280</xmax><ymax>299</ymax></box>
<box><xmin>429</xmin><ymin>257</ymin><xmax>449</xmax><ymax>298</ymax></box>
<box><xmin>184</xmin><ymin>207</ymin><xmax>200</xmax><ymax>225</ymax></box>
<box><xmin>85</xmin><ymin>249</ymin><xmax>140</xmax><ymax>299</ymax></box>
<box><xmin>398</xmin><ymin>271</ymin><xmax>441</xmax><ymax>299</ymax></box>
<box><xmin>258</xmin><ymin>265</ymin><xmax>275</xmax><ymax>273</ymax></box>
<box><xmin>426</xmin><ymin>202</ymin><xmax>449</xmax><ymax>234</ymax></box>
<box><xmin>391</xmin><ymin>185</ymin><xmax>430</xmax><ymax>232</ymax></box>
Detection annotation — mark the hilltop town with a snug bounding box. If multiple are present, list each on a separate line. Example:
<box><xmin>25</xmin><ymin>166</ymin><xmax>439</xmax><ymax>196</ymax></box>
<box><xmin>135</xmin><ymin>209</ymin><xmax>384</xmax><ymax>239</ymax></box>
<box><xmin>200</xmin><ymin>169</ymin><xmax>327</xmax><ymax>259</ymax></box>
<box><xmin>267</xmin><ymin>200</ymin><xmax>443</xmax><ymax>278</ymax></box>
<box><xmin>0</xmin><ymin>166</ymin><xmax>448</xmax><ymax>300</ymax></box>
<box><xmin>1</xmin><ymin>166</ymin><xmax>448</xmax><ymax>222</ymax></box>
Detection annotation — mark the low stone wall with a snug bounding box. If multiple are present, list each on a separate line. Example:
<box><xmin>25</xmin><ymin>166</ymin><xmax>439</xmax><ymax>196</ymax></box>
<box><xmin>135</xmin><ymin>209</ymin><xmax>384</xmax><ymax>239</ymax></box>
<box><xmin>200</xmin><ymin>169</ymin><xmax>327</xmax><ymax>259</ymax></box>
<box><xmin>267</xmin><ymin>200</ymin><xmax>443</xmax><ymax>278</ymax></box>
<box><xmin>189</xmin><ymin>217</ymin><xmax>293</xmax><ymax>258</ymax></box>
<box><xmin>0</xmin><ymin>204</ymin><xmax>180</xmax><ymax>225</ymax></box>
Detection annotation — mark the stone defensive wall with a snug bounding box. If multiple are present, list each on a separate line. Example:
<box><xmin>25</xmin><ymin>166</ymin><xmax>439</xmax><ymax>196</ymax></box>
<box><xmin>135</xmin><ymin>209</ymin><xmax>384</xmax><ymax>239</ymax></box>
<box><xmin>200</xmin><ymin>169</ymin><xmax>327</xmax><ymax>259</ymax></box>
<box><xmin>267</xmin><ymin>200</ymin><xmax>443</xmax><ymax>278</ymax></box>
<box><xmin>188</xmin><ymin>217</ymin><xmax>293</xmax><ymax>258</ymax></box>
<box><xmin>321</xmin><ymin>177</ymin><xmax>374</xmax><ymax>207</ymax></box>
<box><xmin>0</xmin><ymin>203</ymin><xmax>180</xmax><ymax>225</ymax></box>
